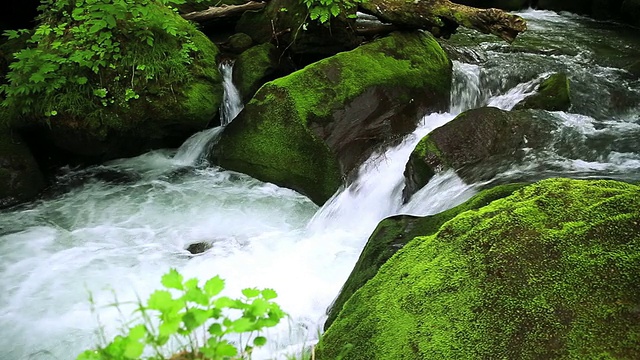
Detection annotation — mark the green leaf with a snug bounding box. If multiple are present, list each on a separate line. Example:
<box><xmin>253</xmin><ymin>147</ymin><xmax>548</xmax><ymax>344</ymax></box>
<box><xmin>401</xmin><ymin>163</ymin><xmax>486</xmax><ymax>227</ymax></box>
<box><xmin>29</xmin><ymin>73</ymin><xmax>46</xmax><ymax>83</ymax></box>
<box><xmin>261</xmin><ymin>288</ymin><xmax>277</xmax><ymax>300</ymax></box>
<box><xmin>230</xmin><ymin>317</ymin><xmax>254</xmax><ymax>333</ymax></box>
<box><xmin>216</xmin><ymin>341</ymin><xmax>238</xmax><ymax>357</ymax></box>
<box><xmin>147</xmin><ymin>290</ymin><xmax>174</xmax><ymax>311</ymax></box>
<box><xmin>158</xmin><ymin>318</ymin><xmax>181</xmax><ymax>338</ymax></box>
<box><xmin>204</xmin><ymin>276</ymin><xmax>224</xmax><ymax>297</ymax></box>
<box><xmin>128</xmin><ymin>325</ymin><xmax>146</xmax><ymax>341</ymax></box>
<box><xmin>242</xmin><ymin>288</ymin><xmax>260</xmax><ymax>298</ymax></box>
<box><xmin>161</xmin><ymin>268</ymin><xmax>184</xmax><ymax>290</ymax></box>
<box><xmin>253</xmin><ymin>336</ymin><xmax>267</xmax><ymax>347</ymax></box>
<box><xmin>208</xmin><ymin>322</ymin><xmax>223</xmax><ymax>336</ymax></box>
<box><xmin>183</xmin><ymin>278</ymin><xmax>198</xmax><ymax>290</ymax></box>
<box><xmin>182</xmin><ymin>308</ymin><xmax>210</xmax><ymax>331</ymax></box>
<box><xmin>123</xmin><ymin>340</ymin><xmax>144</xmax><ymax>359</ymax></box>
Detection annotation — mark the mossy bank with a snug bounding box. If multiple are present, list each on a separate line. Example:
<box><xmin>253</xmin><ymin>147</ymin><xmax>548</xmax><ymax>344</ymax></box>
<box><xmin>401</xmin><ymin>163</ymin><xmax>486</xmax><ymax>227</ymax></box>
<box><xmin>317</xmin><ymin>178</ymin><xmax>640</xmax><ymax>359</ymax></box>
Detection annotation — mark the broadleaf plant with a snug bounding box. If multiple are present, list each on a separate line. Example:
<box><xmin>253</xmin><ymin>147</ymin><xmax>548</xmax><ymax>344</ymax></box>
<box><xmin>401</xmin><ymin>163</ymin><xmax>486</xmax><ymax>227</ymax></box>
<box><xmin>77</xmin><ymin>269</ymin><xmax>285</xmax><ymax>360</ymax></box>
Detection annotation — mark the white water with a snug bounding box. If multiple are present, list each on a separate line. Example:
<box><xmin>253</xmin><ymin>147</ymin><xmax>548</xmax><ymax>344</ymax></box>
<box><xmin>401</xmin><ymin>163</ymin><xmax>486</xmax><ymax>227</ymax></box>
<box><xmin>1</xmin><ymin>10</ymin><xmax>640</xmax><ymax>360</ymax></box>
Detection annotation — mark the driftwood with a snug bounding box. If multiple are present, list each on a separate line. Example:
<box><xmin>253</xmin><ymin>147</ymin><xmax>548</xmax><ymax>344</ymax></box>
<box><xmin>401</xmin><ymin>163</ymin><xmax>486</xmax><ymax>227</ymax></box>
<box><xmin>359</xmin><ymin>0</ymin><xmax>526</xmax><ymax>42</ymax></box>
<box><xmin>181</xmin><ymin>1</ymin><xmax>266</xmax><ymax>21</ymax></box>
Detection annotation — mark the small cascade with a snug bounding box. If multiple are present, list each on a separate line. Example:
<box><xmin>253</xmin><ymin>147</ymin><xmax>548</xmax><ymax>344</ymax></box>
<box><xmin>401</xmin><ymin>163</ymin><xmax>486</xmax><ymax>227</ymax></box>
<box><xmin>487</xmin><ymin>73</ymin><xmax>548</xmax><ymax>110</ymax></box>
<box><xmin>172</xmin><ymin>61</ymin><xmax>244</xmax><ymax>166</ymax></box>
<box><xmin>450</xmin><ymin>61</ymin><xmax>483</xmax><ymax>114</ymax></box>
<box><xmin>173</xmin><ymin>127</ymin><xmax>225</xmax><ymax>166</ymax></box>
<box><xmin>219</xmin><ymin>60</ymin><xmax>243</xmax><ymax>126</ymax></box>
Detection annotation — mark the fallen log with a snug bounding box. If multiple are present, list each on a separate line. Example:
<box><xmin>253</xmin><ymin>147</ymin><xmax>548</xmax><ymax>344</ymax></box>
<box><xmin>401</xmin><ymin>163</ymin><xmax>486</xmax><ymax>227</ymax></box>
<box><xmin>181</xmin><ymin>1</ymin><xmax>266</xmax><ymax>22</ymax></box>
<box><xmin>359</xmin><ymin>0</ymin><xmax>526</xmax><ymax>42</ymax></box>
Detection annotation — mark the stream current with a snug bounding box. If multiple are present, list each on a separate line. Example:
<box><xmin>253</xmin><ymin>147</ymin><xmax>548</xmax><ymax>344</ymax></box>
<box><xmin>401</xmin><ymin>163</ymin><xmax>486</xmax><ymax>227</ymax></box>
<box><xmin>1</xmin><ymin>10</ymin><xmax>639</xmax><ymax>359</ymax></box>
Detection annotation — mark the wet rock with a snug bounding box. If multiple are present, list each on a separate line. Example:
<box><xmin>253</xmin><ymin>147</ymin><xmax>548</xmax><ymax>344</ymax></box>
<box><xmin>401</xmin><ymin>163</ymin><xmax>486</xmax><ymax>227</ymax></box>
<box><xmin>0</xmin><ymin>127</ymin><xmax>45</xmax><ymax>208</ymax></box>
<box><xmin>233</xmin><ymin>43</ymin><xmax>283</xmax><ymax>101</ymax></box>
<box><xmin>212</xmin><ymin>31</ymin><xmax>452</xmax><ymax>205</ymax></box>
<box><xmin>403</xmin><ymin>107</ymin><xmax>556</xmax><ymax>200</ymax></box>
<box><xmin>515</xmin><ymin>73</ymin><xmax>571</xmax><ymax>112</ymax></box>
<box><xmin>225</xmin><ymin>33</ymin><xmax>253</xmax><ymax>54</ymax></box>
<box><xmin>324</xmin><ymin>183</ymin><xmax>524</xmax><ymax>331</ymax></box>
<box><xmin>317</xmin><ymin>178</ymin><xmax>640</xmax><ymax>360</ymax></box>
<box><xmin>186</xmin><ymin>242</ymin><xmax>212</xmax><ymax>255</ymax></box>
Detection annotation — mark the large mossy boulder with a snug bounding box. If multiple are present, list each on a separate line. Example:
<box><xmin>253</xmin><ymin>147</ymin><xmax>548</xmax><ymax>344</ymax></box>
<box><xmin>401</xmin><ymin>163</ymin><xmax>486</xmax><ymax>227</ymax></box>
<box><xmin>324</xmin><ymin>183</ymin><xmax>525</xmax><ymax>330</ymax></box>
<box><xmin>317</xmin><ymin>178</ymin><xmax>640</xmax><ymax>359</ymax></box>
<box><xmin>212</xmin><ymin>31</ymin><xmax>452</xmax><ymax>205</ymax></box>
<box><xmin>403</xmin><ymin>107</ymin><xmax>555</xmax><ymax>200</ymax></box>
<box><xmin>515</xmin><ymin>73</ymin><xmax>571</xmax><ymax>112</ymax></box>
<box><xmin>0</xmin><ymin>126</ymin><xmax>44</xmax><ymax>208</ymax></box>
<box><xmin>3</xmin><ymin>3</ymin><xmax>223</xmax><ymax>162</ymax></box>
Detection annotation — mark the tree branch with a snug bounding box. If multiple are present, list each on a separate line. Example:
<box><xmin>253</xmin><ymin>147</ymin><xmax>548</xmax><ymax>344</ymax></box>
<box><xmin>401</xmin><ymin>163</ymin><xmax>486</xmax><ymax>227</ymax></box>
<box><xmin>181</xmin><ymin>1</ymin><xmax>267</xmax><ymax>22</ymax></box>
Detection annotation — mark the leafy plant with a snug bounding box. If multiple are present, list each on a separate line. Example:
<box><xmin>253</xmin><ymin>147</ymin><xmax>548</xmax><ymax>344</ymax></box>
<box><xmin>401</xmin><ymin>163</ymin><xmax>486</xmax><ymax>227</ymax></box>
<box><xmin>77</xmin><ymin>269</ymin><xmax>285</xmax><ymax>360</ymax></box>
<box><xmin>299</xmin><ymin>0</ymin><xmax>363</xmax><ymax>24</ymax></box>
<box><xmin>0</xmin><ymin>0</ymin><xmax>207</xmax><ymax>120</ymax></box>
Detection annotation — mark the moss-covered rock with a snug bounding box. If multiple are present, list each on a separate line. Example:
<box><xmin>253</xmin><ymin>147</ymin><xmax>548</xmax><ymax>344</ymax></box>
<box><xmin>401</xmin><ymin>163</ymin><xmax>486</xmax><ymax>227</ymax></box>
<box><xmin>403</xmin><ymin>107</ymin><xmax>555</xmax><ymax>200</ymax></box>
<box><xmin>0</xmin><ymin>126</ymin><xmax>44</xmax><ymax>208</ymax></box>
<box><xmin>515</xmin><ymin>73</ymin><xmax>571</xmax><ymax>112</ymax></box>
<box><xmin>4</xmin><ymin>3</ymin><xmax>223</xmax><ymax>162</ymax></box>
<box><xmin>226</xmin><ymin>33</ymin><xmax>253</xmax><ymax>54</ymax></box>
<box><xmin>324</xmin><ymin>183</ymin><xmax>525</xmax><ymax>330</ymax></box>
<box><xmin>212</xmin><ymin>31</ymin><xmax>452</xmax><ymax>205</ymax></box>
<box><xmin>317</xmin><ymin>178</ymin><xmax>640</xmax><ymax>360</ymax></box>
<box><xmin>233</xmin><ymin>43</ymin><xmax>282</xmax><ymax>101</ymax></box>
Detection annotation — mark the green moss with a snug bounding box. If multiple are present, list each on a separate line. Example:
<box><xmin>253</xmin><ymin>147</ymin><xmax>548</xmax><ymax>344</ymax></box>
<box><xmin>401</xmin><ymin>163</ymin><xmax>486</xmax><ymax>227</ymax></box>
<box><xmin>234</xmin><ymin>43</ymin><xmax>279</xmax><ymax>100</ymax></box>
<box><xmin>516</xmin><ymin>73</ymin><xmax>571</xmax><ymax>111</ymax></box>
<box><xmin>271</xmin><ymin>32</ymin><xmax>451</xmax><ymax>124</ymax></box>
<box><xmin>325</xmin><ymin>183</ymin><xmax>526</xmax><ymax>330</ymax></box>
<box><xmin>213</xmin><ymin>87</ymin><xmax>342</xmax><ymax>204</ymax></box>
<box><xmin>318</xmin><ymin>178</ymin><xmax>640</xmax><ymax>359</ymax></box>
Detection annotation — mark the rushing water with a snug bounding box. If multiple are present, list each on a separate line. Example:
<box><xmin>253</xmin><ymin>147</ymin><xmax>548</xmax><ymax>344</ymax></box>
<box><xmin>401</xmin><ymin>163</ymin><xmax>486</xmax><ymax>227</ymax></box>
<box><xmin>1</xmin><ymin>10</ymin><xmax>640</xmax><ymax>360</ymax></box>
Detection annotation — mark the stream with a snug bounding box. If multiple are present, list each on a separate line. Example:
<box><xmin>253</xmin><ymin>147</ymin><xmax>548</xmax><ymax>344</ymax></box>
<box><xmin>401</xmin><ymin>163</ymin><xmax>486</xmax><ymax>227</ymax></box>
<box><xmin>1</xmin><ymin>9</ymin><xmax>639</xmax><ymax>360</ymax></box>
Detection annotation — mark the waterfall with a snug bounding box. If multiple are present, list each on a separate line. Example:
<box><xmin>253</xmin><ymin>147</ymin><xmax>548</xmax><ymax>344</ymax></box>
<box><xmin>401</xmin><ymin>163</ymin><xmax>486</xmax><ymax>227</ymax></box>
<box><xmin>219</xmin><ymin>60</ymin><xmax>243</xmax><ymax>126</ymax></box>
<box><xmin>173</xmin><ymin>61</ymin><xmax>244</xmax><ymax>166</ymax></box>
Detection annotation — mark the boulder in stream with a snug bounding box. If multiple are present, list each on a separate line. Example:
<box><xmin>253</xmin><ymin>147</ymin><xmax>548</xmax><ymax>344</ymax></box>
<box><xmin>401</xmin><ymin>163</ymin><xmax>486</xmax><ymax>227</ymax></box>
<box><xmin>324</xmin><ymin>183</ymin><xmax>525</xmax><ymax>330</ymax></box>
<box><xmin>403</xmin><ymin>107</ymin><xmax>556</xmax><ymax>200</ymax></box>
<box><xmin>317</xmin><ymin>178</ymin><xmax>640</xmax><ymax>359</ymax></box>
<box><xmin>3</xmin><ymin>3</ymin><xmax>223</xmax><ymax>163</ymax></box>
<box><xmin>515</xmin><ymin>73</ymin><xmax>571</xmax><ymax>112</ymax></box>
<box><xmin>0</xmin><ymin>126</ymin><xmax>44</xmax><ymax>208</ymax></box>
<box><xmin>212</xmin><ymin>31</ymin><xmax>452</xmax><ymax>205</ymax></box>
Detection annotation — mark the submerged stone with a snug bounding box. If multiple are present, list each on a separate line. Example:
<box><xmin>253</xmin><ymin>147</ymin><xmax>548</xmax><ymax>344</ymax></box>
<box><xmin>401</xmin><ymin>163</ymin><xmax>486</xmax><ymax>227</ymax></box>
<box><xmin>403</xmin><ymin>107</ymin><xmax>555</xmax><ymax>200</ymax></box>
<box><xmin>186</xmin><ymin>242</ymin><xmax>212</xmax><ymax>255</ymax></box>
<box><xmin>317</xmin><ymin>178</ymin><xmax>640</xmax><ymax>359</ymax></box>
<box><xmin>515</xmin><ymin>72</ymin><xmax>571</xmax><ymax>112</ymax></box>
<box><xmin>212</xmin><ymin>31</ymin><xmax>452</xmax><ymax>205</ymax></box>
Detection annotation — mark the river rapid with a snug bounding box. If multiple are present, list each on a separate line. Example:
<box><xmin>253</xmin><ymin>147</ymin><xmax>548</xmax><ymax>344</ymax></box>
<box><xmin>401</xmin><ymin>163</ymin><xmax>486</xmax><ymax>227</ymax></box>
<box><xmin>1</xmin><ymin>10</ymin><xmax>639</xmax><ymax>360</ymax></box>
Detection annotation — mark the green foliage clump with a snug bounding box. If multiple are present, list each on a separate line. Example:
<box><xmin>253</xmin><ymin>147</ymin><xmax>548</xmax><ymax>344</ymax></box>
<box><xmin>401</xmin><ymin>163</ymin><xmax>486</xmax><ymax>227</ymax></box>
<box><xmin>299</xmin><ymin>0</ymin><xmax>363</xmax><ymax>24</ymax></box>
<box><xmin>0</xmin><ymin>0</ymin><xmax>211</xmax><ymax>121</ymax></box>
<box><xmin>77</xmin><ymin>269</ymin><xmax>285</xmax><ymax>360</ymax></box>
